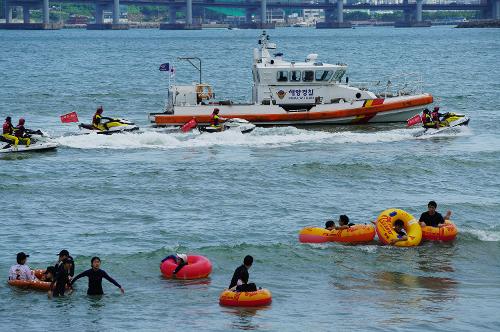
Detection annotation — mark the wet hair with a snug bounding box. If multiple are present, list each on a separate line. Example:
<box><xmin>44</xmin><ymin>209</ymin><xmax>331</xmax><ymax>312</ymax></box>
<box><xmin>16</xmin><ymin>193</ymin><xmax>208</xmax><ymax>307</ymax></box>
<box><xmin>45</xmin><ymin>266</ymin><xmax>56</xmax><ymax>275</ymax></box>
<box><xmin>325</xmin><ymin>220</ymin><xmax>335</xmax><ymax>229</ymax></box>
<box><xmin>91</xmin><ymin>256</ymin><xmax>101</xmax><ymax>265</ymax></box>
<box><xmin>394</xmin><ymin>220</ymin><xmax>404</xmax><ymax>228</ymax></box>
<box><xmin>243</xmin><ymin>255</ymin><xmax>253</xmax><ymax>266</ymax></box>
<box><xmin>428</xmin><ymin>201</ymin><xmax>437</xmax><ymax>208</ymax></box>
<box><xmin>339</xmin><ymin>215</ymin><xmax>349</xmax><ymax>226</ymax></box>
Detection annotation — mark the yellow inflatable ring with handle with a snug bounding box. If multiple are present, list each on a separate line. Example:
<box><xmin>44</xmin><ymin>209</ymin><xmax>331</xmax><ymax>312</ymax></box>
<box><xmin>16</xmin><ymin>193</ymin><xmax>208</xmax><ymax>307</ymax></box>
<box><xmin>375</xmin><ymin>208</ymin><xmax>422</xmax><ymax>247</ymax></box>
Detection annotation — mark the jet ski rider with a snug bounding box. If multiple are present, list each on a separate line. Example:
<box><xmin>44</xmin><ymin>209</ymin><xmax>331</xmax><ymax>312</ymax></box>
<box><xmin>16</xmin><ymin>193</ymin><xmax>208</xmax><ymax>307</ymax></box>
<box><xmin>210</xmin><ymin>108</ymin><xmax>227</xmax><ymax>129</ymax></box>
<box><xmin>14</xmin><ymin>118</ymin><xmax>31</xmax><ymax>147</ymax></box>
<box><xmin>92</xmin><ymin>106</ymin><xmax>111</xmax><ymax>131</ymax></box>
<box><xmin>431</xmin><ymin>106</ymin><xmax>443</xmax><ymax>124</ymax></box>
<box><xmin>421</xmin><ymin>109</ymin><xmax>438</xmax><ymax>129</ymax></box>
<box><xmin>2</xmin><ymin>116</ymin><xmax>18</xmax><ymax>147</ymax></box>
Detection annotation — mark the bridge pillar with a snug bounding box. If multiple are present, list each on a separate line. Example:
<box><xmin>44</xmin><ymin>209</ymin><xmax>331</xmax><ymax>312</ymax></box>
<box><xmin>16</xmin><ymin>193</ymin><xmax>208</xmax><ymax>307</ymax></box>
<box><xmin>169</xmin><ymin>5</ymin><xmax>176</xmax><ymax>23</ymax></box>
<box><xmin>416</xmin><ymin>0</ymin><xmax>423</xmax><ymax>22</ymax></box>
<box><xmin>494</xmin><ymin>0</ymin><xmax>500</xmax><ymax>19</ymax></box>
<box><xmin>186</xmin><ymin>0</ymin><xmax>192</xmax><ymax>24</ymax></box>
<box><xmin>5</xmin><ymin>2</ymin><xmax>12</xmax><ymax>23</ymax></box>
<box><xmin>113</xmin><ymin>0</ymin><xmax>119</xmax><ymax>24</ymax></box>
<box><xmin>95</xmin><ymin>2</ymin><xmax>103</xmax><ymax>24</ymax></box>
<box><xmin>43</xmin><ymin>0</ymin><xmax>49</xmax><ymax>24</ymax></box>
<box><xmin>261</xmin><ymin>0</ymin><xmax>267</xmax><ymax>23</ymax></box>
<box><xmin>23</xmin><ymin>4</ymin><xmax>30</xmax><ymax>24</ymax></box>
<box><xmin>336</xmin><ymin>0</ymin><xmax>343</xmax><ymax>23</ymax></box>
<box><xmin>324</xmin><ymin>1</ymin><xmax>334</xmax><ymax>24</ymax></box>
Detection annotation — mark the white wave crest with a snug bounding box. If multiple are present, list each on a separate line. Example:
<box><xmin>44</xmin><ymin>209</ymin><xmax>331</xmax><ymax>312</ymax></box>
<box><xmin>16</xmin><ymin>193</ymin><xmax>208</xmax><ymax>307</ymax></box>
<box><xmin>53</xmin><ymin>126</ymin><xmax>453</xmax><ymax>150</ymax></box>
<box><xmin>463</xmin><ymin>228</ymin><xmax>500</xmax><ymax>242</ymax></box>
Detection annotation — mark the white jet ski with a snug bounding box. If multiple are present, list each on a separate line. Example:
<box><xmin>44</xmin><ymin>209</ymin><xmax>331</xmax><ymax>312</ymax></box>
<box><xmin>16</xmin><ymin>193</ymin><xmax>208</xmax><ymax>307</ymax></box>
<box><xmin>78</xmin><ymin>118</ymin><xmax>139</xmax><ymax>135</ymax></box>
<box><xmin>414</xmin><ymin>113</ymin><xmax>470</xmax><ymax>137</ymax></box>
<box><xmin>1</xmin><ymin>130</ymin><xmax>58</xmax><ymax>153</ymax></box>
<box><xmin>198</xmin><ymin>118</ymin><xmax>256</xmax><ymax>134</ymax></box>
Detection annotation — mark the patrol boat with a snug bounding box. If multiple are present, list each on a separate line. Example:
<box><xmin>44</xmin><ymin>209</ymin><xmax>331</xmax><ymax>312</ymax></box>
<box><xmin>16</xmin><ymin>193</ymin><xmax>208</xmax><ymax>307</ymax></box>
<box><xmin>150</xmin><ymin>31</ymin><xmax>433</xmax><ymax>127</ymax></box>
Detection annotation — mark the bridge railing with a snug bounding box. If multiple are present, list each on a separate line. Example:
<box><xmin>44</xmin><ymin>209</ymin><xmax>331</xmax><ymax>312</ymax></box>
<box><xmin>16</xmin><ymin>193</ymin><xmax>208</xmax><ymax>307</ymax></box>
<box><xmin>351</xmin><ymin>72</ymin><xmax>424</xmax><ymax>98</ymax></box>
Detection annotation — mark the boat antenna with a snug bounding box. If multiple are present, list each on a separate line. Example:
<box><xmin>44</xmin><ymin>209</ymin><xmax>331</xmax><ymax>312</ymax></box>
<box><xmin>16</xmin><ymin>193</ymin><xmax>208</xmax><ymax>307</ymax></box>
<box><xmin>178</xmin><ymin>57</ymin><xmax>202</xmax><ymax>84</ymax></box>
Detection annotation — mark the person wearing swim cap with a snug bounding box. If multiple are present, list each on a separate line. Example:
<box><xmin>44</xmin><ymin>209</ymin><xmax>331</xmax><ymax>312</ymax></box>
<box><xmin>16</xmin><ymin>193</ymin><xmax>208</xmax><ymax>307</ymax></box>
<box><xmin>71</xmin><ymin>256</ymin><xmax>124</xmax><ymax>296</ymax></box>
<box><xmin>160</xmin><ymin>253</ymin><xmax>189</xmax><ymax>276</ymax></box>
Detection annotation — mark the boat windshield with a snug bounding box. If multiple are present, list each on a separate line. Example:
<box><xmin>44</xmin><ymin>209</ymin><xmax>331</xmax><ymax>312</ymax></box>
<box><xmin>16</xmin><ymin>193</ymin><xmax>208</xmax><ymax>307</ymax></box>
<box><xmin>315</xmin><ymin>70</ymin><xmax>334</xmax><ymax>82</ymax></box>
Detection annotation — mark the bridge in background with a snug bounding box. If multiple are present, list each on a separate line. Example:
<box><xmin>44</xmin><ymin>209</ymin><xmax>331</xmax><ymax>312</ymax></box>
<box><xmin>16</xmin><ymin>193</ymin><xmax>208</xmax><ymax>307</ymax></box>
<box><xmin>1</xmin><ymin>0</ymin><xmax>499</xmax><ymax>29</ymax></box>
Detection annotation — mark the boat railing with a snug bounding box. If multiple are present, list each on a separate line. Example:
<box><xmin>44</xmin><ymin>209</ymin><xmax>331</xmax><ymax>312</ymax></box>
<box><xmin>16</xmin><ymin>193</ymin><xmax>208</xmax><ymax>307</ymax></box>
<box><xmin>351</xmin><ymin>72</ymin><xmax>424</xmax><ymax>98</ymax></box>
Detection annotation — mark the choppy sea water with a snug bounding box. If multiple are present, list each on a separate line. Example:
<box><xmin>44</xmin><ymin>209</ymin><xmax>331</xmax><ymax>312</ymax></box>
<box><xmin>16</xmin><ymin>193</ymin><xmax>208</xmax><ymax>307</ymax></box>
<box><xmin>1</xmin><ymin>27</ymin><xmax>499</xmax><ymax>331</ymax></box>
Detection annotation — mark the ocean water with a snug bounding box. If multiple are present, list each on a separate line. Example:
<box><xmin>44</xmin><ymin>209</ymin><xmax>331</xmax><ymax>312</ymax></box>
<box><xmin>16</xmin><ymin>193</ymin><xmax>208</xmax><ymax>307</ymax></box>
<box><xmin>0</xmin><ymin>27</ymin><xmax>499</xmax><ymax>331</ymax></box>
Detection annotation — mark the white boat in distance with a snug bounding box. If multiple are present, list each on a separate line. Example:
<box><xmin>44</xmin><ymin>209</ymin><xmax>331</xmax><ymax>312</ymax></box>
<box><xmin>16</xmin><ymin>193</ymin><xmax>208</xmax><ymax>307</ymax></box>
<box><xmin>151</xmin><ymin>31</ymin><xmax>433</xmax><ymax>127</ymax></box>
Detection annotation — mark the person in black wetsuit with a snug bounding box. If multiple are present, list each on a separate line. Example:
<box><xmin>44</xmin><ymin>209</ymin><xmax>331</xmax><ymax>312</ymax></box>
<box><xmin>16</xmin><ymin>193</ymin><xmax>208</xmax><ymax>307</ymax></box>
<box><xmin>50</xmin><ymin>258</ymin><xmax>73</xmax><ymax>297</ymax></box>
<box><xmin>54</xmin><ymin>249</ymin><xmax>75</xmax><ymax>280</ymax></box>
<box><xmin>229</xmin><ymin>255</ymin><xmax>257</xmax><ymax>292</ymax></box>
<box><xmin>390</xmin><ymin>220</ymin><xmax>408</xmax><ymax>245</ymax></box>
<box><xmin>71</xmin><ymin>257</ymin><xmax>124</xmax><ymax>296</ymax></box>
<box><xmin>419</xmin><ymin>201</ymin><xmax>452</xmax><ymax>228</ymax></box>
<box><xmin>160</xmin><ymin>253</ymin><xmax>188</xmax><ymax>276</ymax></box>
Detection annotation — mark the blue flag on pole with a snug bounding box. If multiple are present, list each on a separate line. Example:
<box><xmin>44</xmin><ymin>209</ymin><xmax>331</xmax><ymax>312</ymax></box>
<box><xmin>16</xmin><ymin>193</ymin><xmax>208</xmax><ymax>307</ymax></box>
<box><xmin>159</xmin><ymin>63</ymin><xmax>170</xmax><ymax>71</ymax></box>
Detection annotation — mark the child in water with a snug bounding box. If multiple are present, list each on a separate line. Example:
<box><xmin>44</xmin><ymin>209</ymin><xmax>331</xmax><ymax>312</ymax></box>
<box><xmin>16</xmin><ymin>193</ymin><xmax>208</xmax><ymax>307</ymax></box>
<box><xmin>71</xmin><ymin>257</ymin><xmax>124</xmax><ymax>296</ymax></box>
<box><xmin>390</xmin><ymin>220</ymin><xmax>408</xmax><ymax>245</ymax></box>
<box><xmin>325</xmin><ymin>220</ymin><xmax>336</xmax><ymax>230</ymax></box>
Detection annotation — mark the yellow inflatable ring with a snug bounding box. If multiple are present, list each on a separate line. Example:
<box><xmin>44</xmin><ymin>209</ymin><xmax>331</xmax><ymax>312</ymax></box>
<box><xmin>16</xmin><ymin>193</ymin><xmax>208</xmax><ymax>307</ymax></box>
<box><xmin>421</xmin><ymin>220</ymin><xmax>458</xmax><ymax>242</ymax></box>
<box><xmin>298</xmin><ymin>225</ymin><xmax>375</xmax><ymax>243</ymax></box>
<box><xmin>375</xmin><ymin>208</ymin><xmax>422</xmax><ymax>247</ymax></box>
<box><xmin>219</xmin><ymin>289</ymin><xmax>272</xmax><ymax>307</ymax></box>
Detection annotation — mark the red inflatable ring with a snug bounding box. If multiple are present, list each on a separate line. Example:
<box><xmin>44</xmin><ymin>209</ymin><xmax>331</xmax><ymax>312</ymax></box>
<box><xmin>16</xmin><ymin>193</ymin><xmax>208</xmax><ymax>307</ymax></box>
<box><xmin>160</xmin><ymin>255</ymin><xmax>212</xmax><ymax>280</ymax></box>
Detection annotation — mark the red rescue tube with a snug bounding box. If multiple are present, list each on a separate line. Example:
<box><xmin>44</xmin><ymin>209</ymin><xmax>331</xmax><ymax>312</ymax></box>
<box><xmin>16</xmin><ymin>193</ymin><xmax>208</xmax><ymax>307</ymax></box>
<box><xmin>160</xmin><ymin>255</ymin><xmax>212</xmax><ymax>280</ymax></box>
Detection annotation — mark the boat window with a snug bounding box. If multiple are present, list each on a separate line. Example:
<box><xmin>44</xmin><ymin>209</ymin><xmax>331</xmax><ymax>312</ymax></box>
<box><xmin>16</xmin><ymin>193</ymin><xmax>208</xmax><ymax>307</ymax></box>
<box><xmin>303</xmin><ymin>71</ymin><xmax>314</xmax><ymax>82</ymax></box>
<box><xmin>276</xmin><ymin>71</ymin><xmax>288</xmax><ymax>82</ymax></box>
<box><xmin>289</xmin><ymin>70</ymin><xmax>301</xmax><ymax>82</ymax></box>
<box><xmin>315</xmin><ymin>70</ymin><xmax>333</xmax><ymax>81</ymax></box>
<box><xmin>332</xmin><ymin>69</ymin><xmax>346</xmax><ymax>82</ymax></box>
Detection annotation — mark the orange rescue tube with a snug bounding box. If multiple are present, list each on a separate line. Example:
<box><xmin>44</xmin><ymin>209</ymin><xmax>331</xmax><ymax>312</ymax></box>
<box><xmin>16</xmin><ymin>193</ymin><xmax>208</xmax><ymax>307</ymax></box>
<box><xmin>160</xmin><ymin>255</ymin><xmax>212</xmax><ymax>280</ymax></box>
<box><xmin>421</xmin><ymin>220</ymin><xmax>458</xmax><ymax>242</ymax></box>
<box><xmin>375</xmin><ymin>208</ymin><xmax>422</xmax><ymax>247</ymax></box>
<box><xmin>7</xmin><ymin>269</ymin><xmax>51</xmax><ymax>291</ymax></box>
<box><xmin>299</xmin><ymin>225</ymin><xmax>375</xmax><ymax>243</ymax></box>
<box><xmin>219</xmin><ymin>289</ymin><xmax>272</xmax><ymax>307</ymax></box>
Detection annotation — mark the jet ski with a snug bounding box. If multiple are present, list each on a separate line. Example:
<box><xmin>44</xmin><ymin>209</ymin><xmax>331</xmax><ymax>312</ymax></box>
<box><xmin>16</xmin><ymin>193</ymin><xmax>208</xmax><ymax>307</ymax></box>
<box><xmin>1</xmin><ymin>130</ymin><xmax>58</xmax><ymax>153</ymax></box>
<box><xmin>78</xmin><ymin>118</ymin><xmax>139</xmax><ymax>135</ymax></box>
<box><xmin>198</xmin><ymin>118</ymin><xmax>256</xmax><ymax>134</ymax></box>
<box><xmin>414</xmin><ymin>113</ymin><xmax>470</xmax><ymax>137</ymax></box>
